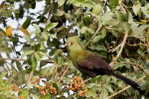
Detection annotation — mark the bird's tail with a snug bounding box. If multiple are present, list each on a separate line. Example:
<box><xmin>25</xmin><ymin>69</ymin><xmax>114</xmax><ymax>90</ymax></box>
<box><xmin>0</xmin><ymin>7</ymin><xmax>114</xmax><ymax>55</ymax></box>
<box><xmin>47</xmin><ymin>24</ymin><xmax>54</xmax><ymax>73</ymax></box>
<box><xmin>111</xmin><ymin>72</ymin><xmax>145</xmax><ymax>95</ymax></box>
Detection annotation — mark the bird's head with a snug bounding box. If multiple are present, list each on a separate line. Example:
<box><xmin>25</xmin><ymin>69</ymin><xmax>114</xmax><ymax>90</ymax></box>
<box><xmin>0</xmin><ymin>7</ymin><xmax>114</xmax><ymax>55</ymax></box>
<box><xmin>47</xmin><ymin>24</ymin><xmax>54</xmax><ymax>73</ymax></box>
<box><xmin>66</xmin><ymin>36</ymin><xmax>79</xmax><ymax>46</ymax></box>
<box><xmin>65</xmin><ymin>36</ymin><xmax>83</xmax><ymax>53</ymax></box>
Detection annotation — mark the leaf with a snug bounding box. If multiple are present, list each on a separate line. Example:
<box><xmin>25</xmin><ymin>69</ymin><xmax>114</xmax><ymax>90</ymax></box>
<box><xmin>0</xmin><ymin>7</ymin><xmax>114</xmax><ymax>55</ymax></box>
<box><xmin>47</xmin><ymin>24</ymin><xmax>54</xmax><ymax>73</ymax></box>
<box><xmin>116</xmin><ymin>12</ymin><xmax>128</xmax><ymax>22</ymax></box>
<box><xmin>86</xmin><ymin>87</ymin><xmax>97</xmax><ymax>97</ymax></box>
<box><xmin>100</xmin><ymin>12</ymin><xmax>119</xmax><ymax>26</ymax></box>
<box><xmin>33</xmin><ymin>24</ymin><xmax>41</xmax><ymax>34</ymax></box>
<box><xmin>5</xmin><ymin>26</ymin><xmax>13</xmax><ymax>37</ymax></box>
<box><xmin>45</xmin><ymin>22</ymin><xmax>58</xmax><ymax>31</ymax></box>
<box><xmin>40</xmin><ymin>31</ymin><xmax>49</xmax><ymax>41</ymax></box>
<box><xmin>19</xmin><ymin>89</ymin><xmax>29</xmax><ymax>99</ymax></box>
<box><xmin>0</xmin><ymin>59</ymin><xmax>5</xmax><ymax>66</ymax></box>
<box><xmin>80</xmin><ymin>26</ymin><xmax>94</xmax><ymax>35</ymax></box>
<box><xmin>113</xmin><ymin>62</ymin><xmax>127</xmax><ymax>70</ymax></box>
<box><xmin>83</xmin><ymin>15</ymin><xmax>92</xmax><ymax>26</ymax></box>
<box><xmin>92</xmin><ymin>29</ymin><xmax>106</xmax><ymax>43</ymax></box>
<box><xmin>0</xmin><ymin>28</ymin><xmax>5</xmax><ymax>34</ymax></box>
<box><xmin>0</xmin><ymin>9</ymin><xmax>12</xmax><ymax>17</ymax></box>
<box><xmin>92</xmin><ymin>4</ymin><xmax>102</xmax><ymax>15</ymax></box>
<box><xmin>39</xmin><ymin>94</ymin><xmax>52</xmax><ymax>99</ymax></box>
<box><xmin>141</xmin><ymin>3</ymin><xmax>149</xmax><ymax>16</ymax></box>
<box><xmin>24</xmin><ymin>49</ymin><xmax>34</xmax><ymax>56</ymax></box>
<box><xmin>132</xmin><ymin>3</ymin><xmax>141</xmax><ymax>15</ymax></box>
<box><xmin>89</xmin><ymin>44</ymin><xmax>107</xmax><ymax>52</ymax></box>
<box><xmin>15</xmin><ymin>5</ymin><xmax>24</xmax><ymax>19</ymax></box>
<box><xmin>28</xmin><ymin>55</ymin><xmax>37</xmax><ymax>71</ymax></box>
<box><xmin>69</xmin><ymin>0</ymin><xmax>95</xmax><ymax>8</ymax></box>
<box><xmin>22</xmin><ymin>16</ymin><xmax>32</xmax><ymax>29</ymax></box>
<box><xmin>130</xmin><ymin>22</ymin><xmax>149</xmax><ymax>37</ymax></box>
<box><xmin>109</xmin><ymin>0</ymin><xmax>119</xmax><ymax>9</ymax></box>
<box><xmin>58</xmin><ymin>0</ymin><xmax>65</xmax><ymax>7</ymax></box>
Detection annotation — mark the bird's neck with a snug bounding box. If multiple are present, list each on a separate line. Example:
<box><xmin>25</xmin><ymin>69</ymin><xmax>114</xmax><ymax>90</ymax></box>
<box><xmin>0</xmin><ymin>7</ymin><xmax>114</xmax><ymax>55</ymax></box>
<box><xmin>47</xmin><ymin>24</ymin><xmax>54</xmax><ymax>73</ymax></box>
<box><xmin>69</xmin><ymin>45</ymin><xmax>86</xmax><ymax>62</ymax></box>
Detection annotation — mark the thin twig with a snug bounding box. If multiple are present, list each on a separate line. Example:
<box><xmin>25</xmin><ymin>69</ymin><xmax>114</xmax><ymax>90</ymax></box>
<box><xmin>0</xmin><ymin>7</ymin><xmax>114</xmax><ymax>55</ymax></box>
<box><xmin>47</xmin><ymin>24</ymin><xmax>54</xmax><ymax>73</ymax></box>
<box><xmin>58</xmin><ymin>66</ymin><xmax>69</xmax><ymax>83</ymax></box>
<box><xmin>107</xmin><ymin>75</ymin><xmax>146</xmax><ymax>99</ymax></box>
<box><xmin>27</xmin><ymin>70</ymin><xmax>34</xmax><ymax>84</ymax></box>
<box><xmin>84</xmin><ymin>78</ymin><xmax>91</xmax><ymax>83</ymax></box>
<box><xmin>85</xmin><ymin>25</ymin><xmax>103</xmax><ymax>47</ymax></box>
<box><xmin>109</xmin><ymin>44</ymin><xmax>121</xmax><ymax>53</ymax></box>
<box><xmin>110</xmin><ymin>32</ymin><xmax>128</xmax><ymax>66</ymax></box>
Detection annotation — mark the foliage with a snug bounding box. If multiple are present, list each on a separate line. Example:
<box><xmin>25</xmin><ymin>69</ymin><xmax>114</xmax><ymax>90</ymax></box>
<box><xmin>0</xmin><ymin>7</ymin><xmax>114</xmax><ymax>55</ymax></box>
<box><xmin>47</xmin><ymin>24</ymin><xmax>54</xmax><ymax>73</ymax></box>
<box><xmin>0</xmin><ymin>0</ymin><xmax>149</xmax><ymax>99</ymax></box>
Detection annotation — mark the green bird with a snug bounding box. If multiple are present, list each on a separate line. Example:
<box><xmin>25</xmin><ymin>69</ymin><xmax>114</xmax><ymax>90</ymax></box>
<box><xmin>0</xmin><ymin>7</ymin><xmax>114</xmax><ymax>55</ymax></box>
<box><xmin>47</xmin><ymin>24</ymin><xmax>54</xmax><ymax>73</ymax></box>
<box><xmin>66</xmin><ymin>36</ymin><xmax>144</xmax><ymax>94</ymax></box>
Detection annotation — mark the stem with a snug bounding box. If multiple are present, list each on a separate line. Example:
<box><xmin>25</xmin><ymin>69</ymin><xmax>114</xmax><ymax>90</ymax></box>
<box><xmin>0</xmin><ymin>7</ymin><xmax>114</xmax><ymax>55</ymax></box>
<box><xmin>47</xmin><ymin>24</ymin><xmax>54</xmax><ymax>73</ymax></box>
<box><xmin>110</xmin><ymin>32</ymin><xmax>128</xmax><ymax>66</ymax></box>
<box><xmin>58</xmin><ymin>66</ymin><xmax>69</xmax><ymax>83</ymax></box>
<box><xmin>85</xmin><ymin>25</ymin><xmax>103</xmax><ymax>47</ymax></box>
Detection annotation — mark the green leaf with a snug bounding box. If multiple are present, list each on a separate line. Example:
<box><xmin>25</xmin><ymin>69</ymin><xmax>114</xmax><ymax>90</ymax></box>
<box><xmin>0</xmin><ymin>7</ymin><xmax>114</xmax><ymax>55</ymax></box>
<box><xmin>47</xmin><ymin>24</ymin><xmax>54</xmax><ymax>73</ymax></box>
<box><xmin>24</xmin><ymin>50</ymin><xmax>34</xmax><ymax>56</ymax></box>
<box><xmin>13</xmin><ymin>72</ymin><xmax>26</xmax><ymax>85</ymax></box>
<box><xmin>39</xmin><ymin>94</ymin><xmax>52</xmax><ymax>99</ymax></box>
<box><xmin>141</xmin><ymin>3</ymin><xmax>149</xmax><ymax>16</ymax></box>
<box><xmin>0</xmin><ymin>9</ymin><xmax>12</xmax><ymax>17</ymax></box>
<box><xmin>89</xmin><ymin>44</ymin><xmax>107</xmax><ymax>52</ymax></box>
<box><xmin>19</xmin><ymin>89</ymin><xmax>29</xmax><ymax>99</ymax></box>
<box><xmin>33</xmin><ymin>24</ymin><xmax>41</xmax><ymax>34</ymax></box>
<box><xmin>40</xmin><ymin>31</ymin><xmax>49</xmax><ymax>41</ymax></box>
<box><xmin>45</xmin><ymin>22</ymin><xmax>58</xmax><ymax>31</ymax></box>
<box><xmin>83</xmin><ymin>15</ymin><xmax>92</xmax><ymax>26</ymax></box>
<box><xmin>109</xmin><ymin>0</ymin><xmax>119</xmax><ymax>9</ymax></box>
<box><xmin>92</xmin><ymin>4</ymin><xmax>102</xmax><ymax>15</ymax></box>
<box><xmin>86</xmin><ymin>87</ymin><xmax>97</xmax><ymax>97</ymax></box>
<box><xmin>0</xmin><ymin>28</ymin><xmax>5</xmax><ymax>34</ymax></box>
<box><xmin>69</xmin><ymin>0</ymin><xmax>95</xmax><ymax>8</ymax></box>
<box><xmin>0</xmin><ymin>59</ymin><xmax>5</xmax><ymax>66</ymax></box>
<box><xmin>113</xmin><ymin>63</ymin><xmax>127</xmax><ymax>70</ymax></box>
<box><xmin>22</xmin><ymin>16</ymin><xmax>32</xmax><ymax>29</ymax></box>
<box><xmin>80</xmin><ymin>26</ymin><xmax>94</xmax><ymax>35</ymax></box>
<box><xmin>58</xmin><ymin>0</ymin><xmax>65</xmax><ymax>7</ymax></box>
<box><xmin>28</xmin><ymin>55</ymin><xmax>37</xmax><ymax>71</ymax></box>
<box><xmin>132</xmin><ymin>2</ymin><xmax>141</xmax><ymax>15</ymax></box>
<box><xmin>100</xmin><ymin>12</ymin><xmax>119</xmax><ymax>26</ymax></box>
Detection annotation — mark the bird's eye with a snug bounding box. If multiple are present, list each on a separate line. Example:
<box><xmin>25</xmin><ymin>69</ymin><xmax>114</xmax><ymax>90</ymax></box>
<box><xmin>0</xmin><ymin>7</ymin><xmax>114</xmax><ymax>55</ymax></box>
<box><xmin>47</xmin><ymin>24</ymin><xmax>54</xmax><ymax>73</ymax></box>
<box><xmin>64</xmin><ymin>41</ymin><xmax>74</xmax><ymax>47</ymax></box>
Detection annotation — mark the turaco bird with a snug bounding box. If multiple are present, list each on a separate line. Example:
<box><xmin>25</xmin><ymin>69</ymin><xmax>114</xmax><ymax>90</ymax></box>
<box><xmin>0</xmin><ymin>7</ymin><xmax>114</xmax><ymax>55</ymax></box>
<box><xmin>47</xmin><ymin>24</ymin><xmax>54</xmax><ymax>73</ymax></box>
<box><xmin>66</xmin><ymin>36</ymin><xmax>145</xmax><ymax>95</ymax></box>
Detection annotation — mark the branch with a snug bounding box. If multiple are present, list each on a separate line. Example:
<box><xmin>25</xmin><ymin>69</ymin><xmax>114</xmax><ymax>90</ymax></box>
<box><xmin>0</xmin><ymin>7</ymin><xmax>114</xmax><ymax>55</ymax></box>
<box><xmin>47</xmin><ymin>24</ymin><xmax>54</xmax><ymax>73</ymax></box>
<box><xmin>58</xmin><ymin>66</ymin><xmax>69</xmax><ymax>83</ymax></box>
<box><xmin>85</xmin><ymin>25</ymin><xmax>103</xmax><ymax>47</ymax></box>
<box><xmin>27</xmin><ymin>71</ymin><xmax>34</xmax><ymax>84</ymax></box>
<box><xmin>107</xmin><ymin>75</ymin><xmax>146</xmax><ymax>99</ymax></box>
<box><xmin>110</xmin><ymin>32</ymin><xmax>128</xmax><ymax>66</ymax></box>
<box><xmin>109</xmin><ymin>44</ymin><xmax>121</xmax><ymax>53</ymax></box>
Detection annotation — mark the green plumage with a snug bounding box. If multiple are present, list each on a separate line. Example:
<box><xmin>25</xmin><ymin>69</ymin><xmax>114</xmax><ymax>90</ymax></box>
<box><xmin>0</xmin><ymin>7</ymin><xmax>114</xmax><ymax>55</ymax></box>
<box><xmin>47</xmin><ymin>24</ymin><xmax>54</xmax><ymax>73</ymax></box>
<box><xmin>67</xmin><ymin>36</ymin><xmax>112</xmax><ymax>76</ymax></box>
<box><xmin>66</xmin><ymin>36</ymin><xmax>145</xmax><ymax>95</ymax></box>
<box><xmin>67</xmin><ymin>36</ymin><xmax>86</xmax><ymax>63</ymax></box>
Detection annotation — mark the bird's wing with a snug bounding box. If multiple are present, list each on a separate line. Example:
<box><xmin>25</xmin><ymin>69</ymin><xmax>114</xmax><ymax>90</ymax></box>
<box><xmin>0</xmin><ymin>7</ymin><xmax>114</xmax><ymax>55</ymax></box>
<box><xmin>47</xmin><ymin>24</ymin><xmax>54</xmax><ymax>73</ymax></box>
<box><xmin>77</xmin><ymin>52</ymin><xmax>112</xmax><ymax>76</ymax></box>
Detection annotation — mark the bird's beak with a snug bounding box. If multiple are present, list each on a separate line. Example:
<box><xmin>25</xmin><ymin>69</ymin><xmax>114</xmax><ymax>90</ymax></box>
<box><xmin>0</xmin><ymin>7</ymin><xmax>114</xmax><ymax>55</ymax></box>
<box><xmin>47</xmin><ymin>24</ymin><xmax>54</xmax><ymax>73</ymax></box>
<box><xmin>64</xmin><ymin>42</ymin><xmax>72</xmax><ymax>48</ymax></box>
<box><xmin>64</xmin><ymin>42</ymin><xmax>69</xmax><ymax>48</ymax></box>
